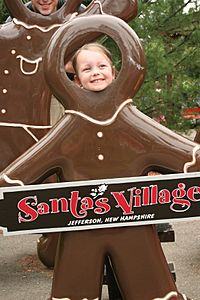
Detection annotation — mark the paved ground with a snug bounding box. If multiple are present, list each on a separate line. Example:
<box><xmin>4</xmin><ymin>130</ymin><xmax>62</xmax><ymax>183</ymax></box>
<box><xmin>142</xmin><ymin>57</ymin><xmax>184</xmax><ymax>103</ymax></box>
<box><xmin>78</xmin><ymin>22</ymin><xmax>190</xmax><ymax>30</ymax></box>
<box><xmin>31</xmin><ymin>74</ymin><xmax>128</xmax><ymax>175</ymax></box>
<box><xmin>162</xmin><ymin>221</ymin><xmax>200</xmax><ymax>300</ymax></box>
<box><xmin>1</xmin><ymin>220</ymin><xmax>200</xmax><ymax>300</ymax></box>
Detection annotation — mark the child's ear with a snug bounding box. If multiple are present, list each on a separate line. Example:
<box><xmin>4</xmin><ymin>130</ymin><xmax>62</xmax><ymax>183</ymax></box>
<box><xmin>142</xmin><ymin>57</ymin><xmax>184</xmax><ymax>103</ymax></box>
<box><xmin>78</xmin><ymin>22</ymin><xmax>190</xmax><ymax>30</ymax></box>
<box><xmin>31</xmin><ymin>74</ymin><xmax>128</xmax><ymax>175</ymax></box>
<box><xmin>74</xmin><ymin>75</ymin><xmax>82</xmax><ymax>87</ymax></box>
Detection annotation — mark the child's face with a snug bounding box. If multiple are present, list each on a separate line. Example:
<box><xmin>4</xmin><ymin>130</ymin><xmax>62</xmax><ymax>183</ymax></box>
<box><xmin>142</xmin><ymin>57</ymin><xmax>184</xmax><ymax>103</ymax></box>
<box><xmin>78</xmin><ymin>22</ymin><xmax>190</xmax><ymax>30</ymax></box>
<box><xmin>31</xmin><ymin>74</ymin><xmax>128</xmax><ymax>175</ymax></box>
<box><xmin>75</xmin><ymin>50</ymin><xmax>115</xmax><ymax>92</ymax></box>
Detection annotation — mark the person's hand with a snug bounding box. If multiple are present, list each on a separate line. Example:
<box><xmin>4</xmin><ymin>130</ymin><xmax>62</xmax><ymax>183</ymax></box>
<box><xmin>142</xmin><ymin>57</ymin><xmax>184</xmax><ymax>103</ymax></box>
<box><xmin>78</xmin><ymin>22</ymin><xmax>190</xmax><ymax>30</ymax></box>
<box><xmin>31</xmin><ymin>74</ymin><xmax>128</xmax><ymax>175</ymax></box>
<box><xmin>65</xmin><ymin>61</ymin><xmax>75</xmax><ymax>74</ymax></box>
<box><xmin>148</xmin><ymin>171</ymin><xmax>161</xmax><ymax>176</ymax></box>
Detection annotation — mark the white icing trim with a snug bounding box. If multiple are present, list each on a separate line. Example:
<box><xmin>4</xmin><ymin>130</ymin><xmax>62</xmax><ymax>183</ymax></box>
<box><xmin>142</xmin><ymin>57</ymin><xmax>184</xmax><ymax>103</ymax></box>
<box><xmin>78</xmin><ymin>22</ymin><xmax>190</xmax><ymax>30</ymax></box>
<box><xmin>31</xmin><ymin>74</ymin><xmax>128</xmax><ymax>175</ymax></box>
<box><xmin>52</xmin><ymin>298</ymin><xmax>99</xmax><ymax>300</ymax></box>
<box><xmin>13</xmin><ymin>18</ymin><xmax>62</xmax><ymax>32</ymax></box>
<box><xmin>93</xmin><ymin>0</ymin><xmax>105</xmax><ymax>14</ymax></box>
<box><xmin>52</xmin><ymin>298</ymin><xmax>71</xmax><ymax>300</ymax></box>
<box><xmin>69</xmin><ymin>12</ymin><xmax>78</xmax><ymax>20</ymax></box>
<box><xmin>152</xmin><ymin>291</ymin><xmax>178</xmax><ymax>300</ymax></box>
<box><xmin>183</xmin><ymin>145</ymin><xmax>200</xmax><ymax>173</ymax></box>
<box><xmin>24</xmin><ymin>127</ymin><xmax>39</xmax><ymax>142</ymax></box>
<box><xmin>2</xmin><ymin>174</ymin><xmax>24</xmax><ymax>186</ymax></box>
<box><xmin>16</xmin><ymin>55</ymin><xmax>42</xmax><ymax>75</ymax></box>
<box><xmin>0</xmin><ymin>122</ymin><xmax>51</xmax><ymax>129</ymax></box>
<box><xmin>64</xmin><ymin>99</ymin><xmax>132</xmax><ymax>126</ymax></box>
<box><xmin>13</xmin><ymin>13</ymin><xmax>78</xmax><ymax>33</ymax></box>
<box><xmin>0</xmin><ymin>122</ymin><xmax>52</xmax><ymax>142</ymax></box>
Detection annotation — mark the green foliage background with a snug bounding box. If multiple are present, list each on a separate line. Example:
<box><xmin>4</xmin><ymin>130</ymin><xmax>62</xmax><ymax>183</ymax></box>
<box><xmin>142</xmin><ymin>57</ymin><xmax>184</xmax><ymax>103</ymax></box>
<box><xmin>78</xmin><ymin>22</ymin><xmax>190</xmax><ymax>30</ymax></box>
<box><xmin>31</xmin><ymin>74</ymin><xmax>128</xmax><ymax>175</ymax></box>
<box><xmin>0</xmin><ymin>0</ymin><xmax>29</xmax><ymax>21</ymax></box>
<box><xmin>103</xmin><ymin>0</ymin><xmax>200</xmax><ymax>131</ymax></box>
<box><xmin>0</xmin><ymin>0</ymin><xmax>9</xmax><ymax>21</ymax></box>
<box><xmin>0</xmin><ymin>0</ymin><xmax>199</xmax><ymax>131</ymax></box>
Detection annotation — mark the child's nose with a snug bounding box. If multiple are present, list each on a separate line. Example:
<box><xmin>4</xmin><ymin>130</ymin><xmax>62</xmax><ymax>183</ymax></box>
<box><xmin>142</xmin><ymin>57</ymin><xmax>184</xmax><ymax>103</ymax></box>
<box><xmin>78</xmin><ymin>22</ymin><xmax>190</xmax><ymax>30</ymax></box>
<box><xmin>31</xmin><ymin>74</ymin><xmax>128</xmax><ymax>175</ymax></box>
<box><xmin>92</xmin><ymin>67</ymin><xmax>100</xmax><ymax>76</ymax></box>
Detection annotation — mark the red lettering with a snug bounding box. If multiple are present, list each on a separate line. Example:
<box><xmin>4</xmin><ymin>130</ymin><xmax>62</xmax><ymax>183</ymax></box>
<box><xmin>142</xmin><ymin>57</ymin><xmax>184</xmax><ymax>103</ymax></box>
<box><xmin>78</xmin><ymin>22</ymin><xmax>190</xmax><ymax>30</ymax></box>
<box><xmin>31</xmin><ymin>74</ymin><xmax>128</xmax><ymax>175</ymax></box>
<box><xmin>158</xmin><ymin>189</ymin><xmax>170</xmax><ymax>204</ymax></box>
<box><xmin>18</xmin><ymin>196</ymin><xmax>38</xmax><ymax>223</ymax></box>
<box><xmin>38</xmin><ymin>202</ymin><xmax>49</xmax><ymax>214</ymax></box>
<box><xmin>150</xmin><ymin>185</ymin><xmax>158</xmax><ymax>205</ymax></box>
<box><xmin>111</xmin><ymin>191</ymin><xmax>134</xmax><ymax>215</ymax></box>
<box><xmin>170</xmin><ymin>183</ymin><xmax>190</xmax><ymax>212</ymax></box>
<box><xmin>70</xmin><ymin>191</ymin><xmax>86</xmax><ymax>218</ymax></box>
<box><xmin>94</xmin><ymin>198</ymin><xmax>111</xmax><ymax>214</ymax></box>
<box><xmin>79</xmin><ymin>197</ymin><xmax>94</xmax><ymax>216</ymax></box>
<box><xmin>134</xmin><ymin>188</ymin><xmax>141</xmax><ymax>207</ymax></box>
<box><xmin>49</xmin><ymin>198</ymin><xmax>69</xmax><ymax>213</ymax></box>
<box><xmin>187</xmin><ymin>186</ymin><xmax>200</xmax><ymax>201</ymax></box>
<box><xmin>142</xmin><ymin>186</ymin><xmax>150</xmax><ymax>205</ymax></box>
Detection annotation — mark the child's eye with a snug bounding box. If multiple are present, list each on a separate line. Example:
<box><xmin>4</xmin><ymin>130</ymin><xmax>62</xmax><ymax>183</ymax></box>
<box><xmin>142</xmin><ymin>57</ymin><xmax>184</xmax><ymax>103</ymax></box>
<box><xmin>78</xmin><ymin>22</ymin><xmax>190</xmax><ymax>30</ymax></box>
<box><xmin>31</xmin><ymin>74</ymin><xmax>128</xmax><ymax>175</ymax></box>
<box><xmin>99</xmin><ymin>64</ymin><xmax>107</xmax><ymax>68</ymax></box>
<box><xmin>82</xmin><ymin>67</ymin><xmax>91</xmax><ymax>72</ymax></box>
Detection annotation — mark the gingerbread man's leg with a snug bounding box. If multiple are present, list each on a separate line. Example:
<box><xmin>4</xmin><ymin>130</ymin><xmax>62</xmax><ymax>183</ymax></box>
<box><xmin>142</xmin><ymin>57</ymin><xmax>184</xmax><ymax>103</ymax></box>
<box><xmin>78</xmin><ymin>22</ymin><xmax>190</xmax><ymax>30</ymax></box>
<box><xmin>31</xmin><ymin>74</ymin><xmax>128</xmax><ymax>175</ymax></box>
<box><xmin>51</xmin><ymin>230</ymin><xmax>106</xmax><ymax>299</ymax></box>
<box><xmin>106</xmin><ymin>226</ymin><xmax>186</xmax><ymax>300</ymax></box>
<box><xmin>37</xmin><ymin>233</ymin><xmax>59</xmax><ymax>269</ymax></box>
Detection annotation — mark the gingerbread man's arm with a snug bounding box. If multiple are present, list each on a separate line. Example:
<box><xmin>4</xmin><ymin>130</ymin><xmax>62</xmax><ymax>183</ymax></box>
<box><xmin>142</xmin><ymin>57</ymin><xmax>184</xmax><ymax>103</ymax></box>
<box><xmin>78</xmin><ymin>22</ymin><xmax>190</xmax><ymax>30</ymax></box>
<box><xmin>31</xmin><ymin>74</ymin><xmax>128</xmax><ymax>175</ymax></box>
<box><xmin>4</xmin><ymin>0</ymin><xmax>83</xmax><ymax>26</ymax></box>
<box><xmin>4</xmin><ymin>0</ymin><xmax>29</xmax><ymax>22</ymax></box>
<box><xmin>124</xmin><ymin>105</ymin><xmax>200</xmax><ymax>174</ymax></box>
<box><xmin>80</xmin><ymin>0</ymin><xmax>138</xmax><ymax>22</ymax></box>
<box><xmin>0</xmin><ymin>116</ymin><xmax>73</xmax><ymax>187</ymax></box>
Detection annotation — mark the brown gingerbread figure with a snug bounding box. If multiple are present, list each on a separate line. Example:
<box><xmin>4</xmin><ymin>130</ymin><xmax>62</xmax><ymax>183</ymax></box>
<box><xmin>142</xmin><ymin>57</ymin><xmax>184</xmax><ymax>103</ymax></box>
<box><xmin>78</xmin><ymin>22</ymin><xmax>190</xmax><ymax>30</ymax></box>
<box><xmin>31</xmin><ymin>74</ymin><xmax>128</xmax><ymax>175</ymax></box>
<box><xmin>0</xmin><ymin>13</ymin><xmax>196</xmax><ymax>300</ymax></box>
<box><xmin>0</xmin><ymin>0</ymin><xmax>137</xmax><ymax>171</ymax></box>
<box><xmin>0</xmin><ymin>0</ymin><xmax>138</xmax><ymax>268</ymax></box>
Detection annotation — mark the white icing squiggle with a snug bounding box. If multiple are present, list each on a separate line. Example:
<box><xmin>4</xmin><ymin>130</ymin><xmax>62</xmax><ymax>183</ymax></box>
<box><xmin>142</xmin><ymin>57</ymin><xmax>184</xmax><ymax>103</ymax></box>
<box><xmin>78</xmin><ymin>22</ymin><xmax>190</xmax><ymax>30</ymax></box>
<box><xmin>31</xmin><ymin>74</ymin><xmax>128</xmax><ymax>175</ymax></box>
<box><xmin>13</xmin><ymin>18</ymin><xmax>62</xmax><ymax>32</ymax></box>
<box><xmin>52</xmin><ymin>298</ymin><xmax>99</xmax><ymax>300</ymax></box>
<box><xmin>153</xmin><ymin>291</ymin><xmax>191</xmax><ymax>300</ymax></box>
<box><xmin>13</xmin><ymin>13</ymin><xmax>77</xmax><ymax>33</ymax></box>
<box><xmin>183</xmin><ymin>145</ymin><xmax>200</xmax><ymax>173</ymax></box>
<box><xmin>52</xmin><ymin>298</ymin><xmax>71</xmax><ymax>300</ymax></box>
<box><xmin>64</xmin><ymin>99</ymin><xmax>132</xmax><ymax>126</ymax></box>
<box><xmin>93</xmin><ymin>0</ymin><xmax>105</xmax><ymax>14</ymax></box>
<box><xmin>153</xmin><ymin>291</ymin><xmax>178</xmax><ymax>300</ymax></box>
<box><xmin>0</xmin><ymin>122</ymin><xmax>51</xmax><ymax>129</ymax></box>
<box><xmin>16</xmin><ymin>55</ymin><xmax>42</xmax><ymax>75</ymax></box>
<box><xmin>2</xmin><ymin>174</ymin><xmax>24</xmax><ymax>186</ymax></box>
<box><xmin>0</xmin><ymin>122</ymin><xmax>52</xmax><ymax>142</ymax></box>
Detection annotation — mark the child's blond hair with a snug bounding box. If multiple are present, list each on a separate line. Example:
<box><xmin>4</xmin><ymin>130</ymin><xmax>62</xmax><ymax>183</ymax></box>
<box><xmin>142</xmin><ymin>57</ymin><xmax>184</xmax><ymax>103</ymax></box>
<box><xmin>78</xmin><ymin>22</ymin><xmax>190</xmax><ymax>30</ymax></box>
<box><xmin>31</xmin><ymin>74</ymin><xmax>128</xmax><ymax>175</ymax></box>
<box><xmin>72</xmin><ymin>43</ymin><xmax>114</xmax><ymax>74</ymax></box>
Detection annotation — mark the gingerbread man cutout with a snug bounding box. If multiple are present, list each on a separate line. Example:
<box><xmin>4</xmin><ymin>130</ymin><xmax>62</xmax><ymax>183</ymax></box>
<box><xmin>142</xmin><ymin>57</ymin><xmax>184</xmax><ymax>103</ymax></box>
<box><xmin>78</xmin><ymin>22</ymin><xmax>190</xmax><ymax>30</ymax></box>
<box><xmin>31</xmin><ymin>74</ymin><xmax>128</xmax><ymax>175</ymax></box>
<box><xmin>0</xmin><ymin>0</ymin><xmax>138</xmax><ymax>268</ymax></box>
<box><xmin>0</xmin><ymin>0</ymin><xmax>137</xmax><ymax>171</ymax></box>
<box><xmin>0</xmin><ymin>13</ymin><xmax>196</xmax><ymax>300</ymax></box>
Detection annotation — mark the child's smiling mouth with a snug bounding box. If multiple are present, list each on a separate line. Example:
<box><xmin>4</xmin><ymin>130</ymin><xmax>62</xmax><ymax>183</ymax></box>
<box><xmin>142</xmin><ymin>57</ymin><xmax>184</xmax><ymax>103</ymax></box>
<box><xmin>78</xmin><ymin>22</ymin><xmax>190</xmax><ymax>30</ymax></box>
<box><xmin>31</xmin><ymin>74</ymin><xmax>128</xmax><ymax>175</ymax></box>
<box><xmin>91</xmin><ymin>78</ymin><xmax>105</xmax><ymax>83</ymax></box>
